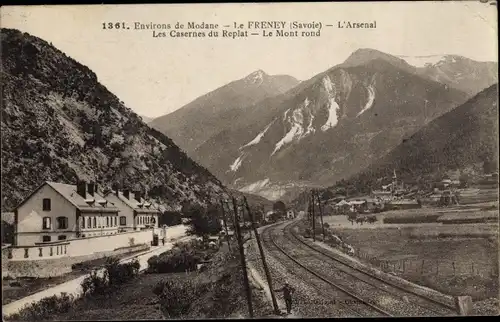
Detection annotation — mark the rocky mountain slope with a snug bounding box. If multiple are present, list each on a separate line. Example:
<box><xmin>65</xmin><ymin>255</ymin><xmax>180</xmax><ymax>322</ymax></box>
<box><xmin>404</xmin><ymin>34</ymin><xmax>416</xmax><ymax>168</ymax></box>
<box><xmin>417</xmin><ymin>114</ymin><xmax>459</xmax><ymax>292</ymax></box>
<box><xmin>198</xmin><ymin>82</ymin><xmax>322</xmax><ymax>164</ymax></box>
<box><xmin>191</xmin><ymin>49</ymin><xmax>470</xmax><ymax>200</ymax></box>
<box><xmin>149</xmin><ymin>70</ymin><xmax>300</xmax><ymax>153</ymax></box>
<box><xmin>346</xmin><ymin>83</ymin><xmax>499</xmax><ymax>191</ymax></box>
<box><xmin>0</xmin><ymin>28</ymin><xmax>227</xmax><ymax>212</ymax></box>
<box><xmin>398</xmin><ymin>54</ymin><xmax>498</xmax><ymax>96</ymax></box>
<box><xmin>302</xmin><ymin>83</ymin><xmax>499</xmax><ymax>204</ymax></box>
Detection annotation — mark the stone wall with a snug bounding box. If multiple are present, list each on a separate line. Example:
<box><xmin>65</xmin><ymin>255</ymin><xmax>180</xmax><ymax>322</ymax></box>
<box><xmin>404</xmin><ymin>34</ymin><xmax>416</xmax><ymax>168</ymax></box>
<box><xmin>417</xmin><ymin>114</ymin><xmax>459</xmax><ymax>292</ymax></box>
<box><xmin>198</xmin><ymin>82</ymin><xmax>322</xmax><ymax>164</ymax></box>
<box><xmin>4</xmin><ymin>229</ymin><xmax>153</xmax><ymax>278</ymax></box>
<box><xmin>6</xmin><ymin>243</ymin><xmax>150</xmax><ymax>278</ymax></box>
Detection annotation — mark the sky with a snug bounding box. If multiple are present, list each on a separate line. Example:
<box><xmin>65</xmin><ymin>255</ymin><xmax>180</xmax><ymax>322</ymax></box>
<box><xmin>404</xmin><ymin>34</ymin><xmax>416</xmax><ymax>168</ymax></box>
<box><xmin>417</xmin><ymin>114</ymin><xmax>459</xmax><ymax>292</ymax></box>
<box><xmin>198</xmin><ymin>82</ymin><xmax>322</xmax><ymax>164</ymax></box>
<box><xmin>2</xmin><ymin>2</ymin><xmax>497</xmax><ymax>118</ymax></box>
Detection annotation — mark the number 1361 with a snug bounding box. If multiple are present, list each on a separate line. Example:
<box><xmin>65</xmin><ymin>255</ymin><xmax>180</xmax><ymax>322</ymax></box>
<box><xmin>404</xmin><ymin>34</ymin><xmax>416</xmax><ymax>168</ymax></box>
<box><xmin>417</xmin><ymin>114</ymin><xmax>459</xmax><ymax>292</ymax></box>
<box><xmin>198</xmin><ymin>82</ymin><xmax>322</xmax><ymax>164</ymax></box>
<box><xmin>102</xmin><ymin>22</ymin><xmax>127</xmax><ymax>29</ymax></box>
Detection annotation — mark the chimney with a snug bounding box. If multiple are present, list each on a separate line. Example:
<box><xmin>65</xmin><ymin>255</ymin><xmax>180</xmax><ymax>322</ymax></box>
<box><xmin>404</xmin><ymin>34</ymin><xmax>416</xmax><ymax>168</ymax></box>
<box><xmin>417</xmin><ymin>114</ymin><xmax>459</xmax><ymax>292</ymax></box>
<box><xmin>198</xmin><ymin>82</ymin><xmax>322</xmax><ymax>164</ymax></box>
<box><xmin>77</xmin><ymin>180</ymin><xmax>87</xmax><ymax>198</ymax></box>
<box><xmin>115</xmin><ymin>186</ymin><xmax>119</xmax><ymax>196</ymax></box>
<box><xmin>123</xmin><ymin>189</ymin><xmax>130</xmax><ymax>199</ymax></box>
<box><xmin>134</xmin><ymin>191</ymin><xmax>142</xmax><ymax>202</ymax></box>
<box><xmin>87</xmin><ymin>182</ymin><xmax>95</xmax><ymax>197</ymax></box>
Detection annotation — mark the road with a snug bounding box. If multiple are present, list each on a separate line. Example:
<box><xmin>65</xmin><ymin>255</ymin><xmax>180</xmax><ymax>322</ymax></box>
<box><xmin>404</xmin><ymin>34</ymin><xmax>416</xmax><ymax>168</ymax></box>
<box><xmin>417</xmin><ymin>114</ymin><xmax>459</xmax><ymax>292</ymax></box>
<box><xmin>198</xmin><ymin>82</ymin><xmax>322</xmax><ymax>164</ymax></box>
<box><xmin>2</xmin><ymin>227</ymin><xmax>191</xmax><ymax>317</ymax></box>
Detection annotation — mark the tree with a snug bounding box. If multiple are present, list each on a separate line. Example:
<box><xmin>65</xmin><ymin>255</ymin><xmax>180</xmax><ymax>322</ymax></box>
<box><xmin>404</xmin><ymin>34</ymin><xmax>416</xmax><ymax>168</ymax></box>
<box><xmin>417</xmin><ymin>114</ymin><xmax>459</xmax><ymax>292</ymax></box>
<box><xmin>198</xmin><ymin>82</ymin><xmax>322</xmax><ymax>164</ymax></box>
<box><xmin>347</xmin><ymin>212</ymin><xmax>357</xmax><ymax>225</ymax></box>
<box><xmin>273</xmin><ymin>201</ymin><xmax>286</xmax><ymax>215</ymax></box>
<box><xmin>184</xmin><ymin>204</ymin><xmax>221</xmax><ymax>239</ymax></box>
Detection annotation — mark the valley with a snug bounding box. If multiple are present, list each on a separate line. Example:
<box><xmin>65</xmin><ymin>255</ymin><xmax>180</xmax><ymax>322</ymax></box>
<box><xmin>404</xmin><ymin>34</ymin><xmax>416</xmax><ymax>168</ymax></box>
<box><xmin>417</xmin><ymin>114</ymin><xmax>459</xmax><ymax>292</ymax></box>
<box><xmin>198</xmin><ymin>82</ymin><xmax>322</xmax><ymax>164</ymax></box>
<box><xmin>1</xmin><ymin>2</ymin><xmax>498</xmax><ymax>319</ymax></box>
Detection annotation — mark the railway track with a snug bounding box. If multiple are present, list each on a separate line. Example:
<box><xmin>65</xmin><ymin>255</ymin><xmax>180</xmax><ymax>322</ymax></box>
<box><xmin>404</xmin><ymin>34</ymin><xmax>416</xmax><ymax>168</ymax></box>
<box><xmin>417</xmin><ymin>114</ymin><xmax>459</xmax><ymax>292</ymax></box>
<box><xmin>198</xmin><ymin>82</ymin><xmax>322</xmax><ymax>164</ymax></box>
<box><xmin>260</xmin><ymin>220</ymin><xmax>457</xmax><ymax>317</ymax></box>
<box><xmin>283</xmin><ymin>221</ymin><xmax>457</xmax><ymax>315</ymax></box>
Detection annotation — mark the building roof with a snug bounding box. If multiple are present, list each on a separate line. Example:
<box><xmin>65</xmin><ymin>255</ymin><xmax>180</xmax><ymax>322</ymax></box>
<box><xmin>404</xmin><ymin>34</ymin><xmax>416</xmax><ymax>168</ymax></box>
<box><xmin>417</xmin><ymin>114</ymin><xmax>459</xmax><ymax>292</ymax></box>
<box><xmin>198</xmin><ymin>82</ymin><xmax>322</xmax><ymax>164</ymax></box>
<box><xmin>372</xmin><ymin>190</ymin><xmax>393</xmax><ymax>195</ymax></box>
<box><xmin>388</xmin><ymin>199</ymin><xmax>419</xmax><ymax>205</ymax></box>
<box><xmin>104</xmin><ymin>191</ymin><xmax>159</xmax><ymax>215</ymax></box>
<box><xmin>336</xmin><ymin>200</ymin><xmax>350</xmax><ymax>206</ymax></box>
<box><xmin>348</xmin><ymin>200</ymin><xmax>366</xmax><ymax>205</ymax></box>
<box><xmin>47</xmin><ymin>182</ymin><xmax>119</xmax><ymax>213</ymax></box>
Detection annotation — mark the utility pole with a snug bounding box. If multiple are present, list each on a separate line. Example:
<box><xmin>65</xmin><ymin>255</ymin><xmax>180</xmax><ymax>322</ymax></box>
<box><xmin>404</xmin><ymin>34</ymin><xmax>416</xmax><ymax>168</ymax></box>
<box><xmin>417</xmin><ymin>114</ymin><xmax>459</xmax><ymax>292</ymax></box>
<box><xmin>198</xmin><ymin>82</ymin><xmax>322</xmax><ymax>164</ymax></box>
<box><xmin>232</xmin><ymin>197</ymin><xmax>254</xmax><ymax>318</ymax></box>
<box><xmin>316</xmin><ymin>190</ymin><xmax>325</xmax><ymax>241</ymax></box>
<box><xmin>311</xmin><ymin>190</ymin><xmax>316</xmax><ymax>242</ymax></box>
<box><xmin>219</xmin><ymin>199</ymin><xmax>232</xmax><ymax>252</ymax></box>
<box><xmin>244</xmin><ymin>197</ymin><xmax>280</xmax><ymax>315</ymax></box>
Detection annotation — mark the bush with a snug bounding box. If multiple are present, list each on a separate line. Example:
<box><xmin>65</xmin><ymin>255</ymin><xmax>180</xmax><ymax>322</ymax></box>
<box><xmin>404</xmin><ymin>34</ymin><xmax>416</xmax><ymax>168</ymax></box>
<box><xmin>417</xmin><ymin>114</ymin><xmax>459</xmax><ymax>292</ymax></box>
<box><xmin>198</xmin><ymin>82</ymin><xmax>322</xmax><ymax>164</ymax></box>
<box><xmin>80</xmin><ymin>257</ymin><xmax>141</xmax><ymax>297</ymax></box>
<box><xmin>5</xmin><ymin>292</ymin><xmax>75</xmax><ymax>321</ymax></box>
<box><xmin>81</xmin><ymin>270</ymin><xmax>108</xmax><ymax>296</ymax></box>
<box><xmin>106</xmin><ymin>257</ymin><xmax>140</xmax><ymax>285</ymax></box>
<box><xmin>156</xmin><ymin>279</ymin><xmax>207</xmax><ymax>318</ymax></box>
<box><xmin>147</xmin><ymin>241</ymin><xmax>214</xmax><ymax>274</ymax></box>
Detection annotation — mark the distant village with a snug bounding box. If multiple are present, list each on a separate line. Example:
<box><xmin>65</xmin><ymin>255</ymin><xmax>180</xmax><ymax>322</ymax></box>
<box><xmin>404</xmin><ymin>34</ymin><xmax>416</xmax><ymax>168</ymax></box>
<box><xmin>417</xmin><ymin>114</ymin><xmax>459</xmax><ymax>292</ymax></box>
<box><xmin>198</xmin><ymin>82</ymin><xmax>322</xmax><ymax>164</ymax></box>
<box><xmin>316</xmin><ymin>170</ymin><xmax>499</xmax><ymax>217</ymax></box>
<box><xmin>259</xmin><ymin>170</ymin><xmax>500</xmax><ymax>222</ymax></box>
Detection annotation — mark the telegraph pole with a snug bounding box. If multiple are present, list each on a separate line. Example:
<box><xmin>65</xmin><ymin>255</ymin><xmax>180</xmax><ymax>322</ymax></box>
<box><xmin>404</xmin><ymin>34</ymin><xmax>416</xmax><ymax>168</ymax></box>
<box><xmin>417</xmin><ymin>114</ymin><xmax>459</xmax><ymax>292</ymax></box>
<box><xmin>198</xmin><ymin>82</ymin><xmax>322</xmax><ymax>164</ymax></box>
<box><xmin>232</xmin><ymin>197</ymin><xmax>254</xmax><ymax>318</ymax></box>
<box><xmin>311</xmin><ymin>190</ymin><xmax>316</xmax><ymax>242</ymax></box>
<box><xmin>244</xmin><ymin>197</ymin><xmax>280</xmax><ymax>315</ymax></box>
<box><xmin>316</xmin><ymin>190</ymin><xmax>326</xmax><ymax>241</ymax></box>
<box><xmin>219</xmin><ymin>199</ymin><xmax>232</xmax><ymax>252</ymax></box>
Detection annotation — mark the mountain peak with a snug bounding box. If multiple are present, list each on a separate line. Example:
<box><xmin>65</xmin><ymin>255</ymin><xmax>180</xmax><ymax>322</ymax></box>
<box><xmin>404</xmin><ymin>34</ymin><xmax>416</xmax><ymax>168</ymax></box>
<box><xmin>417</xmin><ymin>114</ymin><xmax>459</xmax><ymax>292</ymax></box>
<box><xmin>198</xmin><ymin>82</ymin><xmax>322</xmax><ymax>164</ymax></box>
<box><xmin>245</xmin><ymin>69</ymin><xmax>268</xmax><ymax>84</ymax></box>
<box><xmin>342</xmin><ymin>48</ymin><xmax>416</xmax><ymax>72</ymax></box>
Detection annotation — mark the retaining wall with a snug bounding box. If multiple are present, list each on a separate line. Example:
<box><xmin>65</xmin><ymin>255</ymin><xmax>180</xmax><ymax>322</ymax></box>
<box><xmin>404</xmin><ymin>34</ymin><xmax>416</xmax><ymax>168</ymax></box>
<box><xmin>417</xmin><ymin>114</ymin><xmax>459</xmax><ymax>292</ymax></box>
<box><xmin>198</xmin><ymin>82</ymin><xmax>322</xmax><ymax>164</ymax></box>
<box><xmin>4</xmin><ymin>230</ymin><xmax>153</xmax><ymax>278</ymax></box>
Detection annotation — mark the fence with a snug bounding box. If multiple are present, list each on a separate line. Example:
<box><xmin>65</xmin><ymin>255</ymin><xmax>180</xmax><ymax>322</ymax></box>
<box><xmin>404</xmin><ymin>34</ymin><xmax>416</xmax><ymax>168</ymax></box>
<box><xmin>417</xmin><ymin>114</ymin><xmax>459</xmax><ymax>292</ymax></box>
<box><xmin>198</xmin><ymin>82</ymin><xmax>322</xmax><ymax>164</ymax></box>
<box><xmin>7</xmin><ymin>241</ymin><xmax>70</xmax><ymax>261</ymax></box>
<box><xmin>354</xmin><ymin>248</ymin><xmax>498</xmax><ymax>279</ymax></box>
<box><xmin>6</xmin><ymin>229</ymin><xmax>153</xmax><ymax>260</ymax></box>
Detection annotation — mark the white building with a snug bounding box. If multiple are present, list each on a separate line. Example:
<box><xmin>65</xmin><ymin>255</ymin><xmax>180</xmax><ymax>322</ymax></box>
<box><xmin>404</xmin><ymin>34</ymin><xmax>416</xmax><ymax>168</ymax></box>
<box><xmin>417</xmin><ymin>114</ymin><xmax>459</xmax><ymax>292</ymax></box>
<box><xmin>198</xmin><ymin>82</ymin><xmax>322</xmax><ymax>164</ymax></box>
<box><xmin>14</xmin><ymin>181</ymin><xmax>120</xmax><ymax>246</ymax></box>
<box><xmin>105</xmin><ymin>189</ymin><xmax>160</xmax><ymax>232</ymax></box>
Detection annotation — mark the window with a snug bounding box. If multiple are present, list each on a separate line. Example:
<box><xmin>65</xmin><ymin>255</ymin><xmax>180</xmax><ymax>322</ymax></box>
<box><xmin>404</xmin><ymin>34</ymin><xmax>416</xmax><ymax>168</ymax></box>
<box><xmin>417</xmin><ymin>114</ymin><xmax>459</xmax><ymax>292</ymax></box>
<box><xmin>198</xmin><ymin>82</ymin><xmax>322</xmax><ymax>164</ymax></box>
<box><xmin>87</xmin><ymin>217</ymin><xmax>91</xmax><ymax>228</ymax></box>
<box><xmin>58</xmin><ymin>235</ymin><xmax>66</xmax><ymax>240</ymax></box>
<box><xmin>120</xmin><ymin>216</ymin><xmax>127</xmax><ymax>226</ymax></box>
<box><xmin>80</xmin><ymin>217</ymin><xmax>84</xmax><ymax>229</ymax></box>
<box><xmin>42</xmin><ymin>235</ymin><xmax>51</xmax><ymax>242</ymax></box>
<box><xmin>42</xmin><ymin>217</ymin><xmax>51</xmax><ymax>230</ymax></box>
<box><xmin>42</xmin><ymin>198</ymin><xmax>51</xmax><ymax>211</ymax></box>
<box><xmin>114</xmin><ymin>217</ymin><xmax>117</xmax><ymax>227</ymax></box>
<box><xmin>93</xmin><ymin>217</ymin><xmax>97</xmax><ymax>228</ymax></box>
<box><xmin>106</xmin><ymin>217</ymin><xmax>109</xmax><ymax>227</ymax></box>
<box><xmin>57</xmin><ymin>217</ymin><xmax>68</xmax><ymax>229</ymax></box>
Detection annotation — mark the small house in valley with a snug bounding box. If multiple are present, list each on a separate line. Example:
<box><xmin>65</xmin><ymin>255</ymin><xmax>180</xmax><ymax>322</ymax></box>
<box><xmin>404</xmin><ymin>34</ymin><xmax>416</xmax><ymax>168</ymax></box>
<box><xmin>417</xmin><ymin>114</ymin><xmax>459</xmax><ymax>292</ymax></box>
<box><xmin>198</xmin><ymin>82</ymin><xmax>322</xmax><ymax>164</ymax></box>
<box><xmin>13</xmin><ymin>181</ymin><xmax>120</xmax><ymax>246</ymax></box>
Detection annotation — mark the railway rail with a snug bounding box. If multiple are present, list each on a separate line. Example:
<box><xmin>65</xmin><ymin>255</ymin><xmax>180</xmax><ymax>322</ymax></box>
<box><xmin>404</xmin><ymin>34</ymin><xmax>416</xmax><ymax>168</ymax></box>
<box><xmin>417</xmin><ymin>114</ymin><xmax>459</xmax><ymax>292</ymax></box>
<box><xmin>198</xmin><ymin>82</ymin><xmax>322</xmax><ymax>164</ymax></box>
<box><xmin>260</xmin><ymin>220</ymin><xmax>458</xmax><ymax>317</ymax></box>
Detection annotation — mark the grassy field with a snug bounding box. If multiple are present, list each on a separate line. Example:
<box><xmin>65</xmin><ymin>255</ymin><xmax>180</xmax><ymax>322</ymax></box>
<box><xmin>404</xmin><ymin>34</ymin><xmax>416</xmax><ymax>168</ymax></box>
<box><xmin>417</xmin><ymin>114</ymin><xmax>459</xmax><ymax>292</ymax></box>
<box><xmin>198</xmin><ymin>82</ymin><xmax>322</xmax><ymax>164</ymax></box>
<box><xmin>320</xmin><ymin>202</ymin><xmax>499</xmax><ymax>301</ymax></box>
<box><xmin>326</xmin><ymin>223</ymin><xmax>498</xmax><ymax>300</ymax></box>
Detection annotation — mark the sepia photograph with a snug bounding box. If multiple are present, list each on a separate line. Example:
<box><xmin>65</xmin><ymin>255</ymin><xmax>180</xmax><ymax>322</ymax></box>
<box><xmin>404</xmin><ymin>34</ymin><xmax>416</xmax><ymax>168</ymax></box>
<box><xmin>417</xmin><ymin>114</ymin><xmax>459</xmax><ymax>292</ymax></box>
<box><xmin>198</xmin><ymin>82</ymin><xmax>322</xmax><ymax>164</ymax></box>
<box><xmin>1</xmin><ymin>1</ymin><xmax>498</xmax><ymax>319</ymax></box>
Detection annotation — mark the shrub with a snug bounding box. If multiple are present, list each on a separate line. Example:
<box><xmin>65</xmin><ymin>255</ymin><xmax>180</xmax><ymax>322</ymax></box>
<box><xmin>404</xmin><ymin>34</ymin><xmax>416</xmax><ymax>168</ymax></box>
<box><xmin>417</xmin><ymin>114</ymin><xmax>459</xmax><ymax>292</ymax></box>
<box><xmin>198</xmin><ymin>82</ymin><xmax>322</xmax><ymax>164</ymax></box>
<box><xmin>147</xmin><ymin>241</ymin><xmax>216</xmax><ymax>274</ymax></box>
<box><xmin>81</xmin><ymin>270</ymin><xmax>108</xmax><ymax>296</ymax></box>
<box><xmin>156</xmin><ymin>279</ymin><xmax>207</xmax><ymax>318</ymax></box>
<box><xmin>106</xmin><ymin>257</ymin><xmax>140</xmax><ymax>285</ymax></box>
<box><xmin>5</xmin><ymin>292</ymin><xmax>75</xmax><ymax>321</ymax></box>
<box><xmin>80</xmin><ymin>258</ymin><xmax>140</xmax><ymax>297</ymax></box>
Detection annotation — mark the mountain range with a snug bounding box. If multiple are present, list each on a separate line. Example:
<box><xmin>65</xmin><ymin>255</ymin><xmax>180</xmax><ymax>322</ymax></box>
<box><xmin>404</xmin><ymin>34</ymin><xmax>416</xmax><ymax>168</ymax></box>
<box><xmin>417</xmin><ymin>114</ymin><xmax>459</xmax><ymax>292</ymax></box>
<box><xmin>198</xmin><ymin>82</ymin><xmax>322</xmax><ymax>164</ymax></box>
<box><xmin>149</xmin><ymin>71</ymin><xmax>300</xmax><ymax>153</ymax></box>
<box><xmin>307</xmin><ymin>83</ymin><xmax>498</xmax><ymax>203</ymax></box>
<box><xmin>151</xmin><ymin>48</ymin><xmax>497</xmax><ymax>200</ymax></box>
<box><xmin>1</xmin><ymin>28</ymin><xmax>226</xmax><ymax>212</ymax></box>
